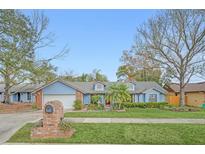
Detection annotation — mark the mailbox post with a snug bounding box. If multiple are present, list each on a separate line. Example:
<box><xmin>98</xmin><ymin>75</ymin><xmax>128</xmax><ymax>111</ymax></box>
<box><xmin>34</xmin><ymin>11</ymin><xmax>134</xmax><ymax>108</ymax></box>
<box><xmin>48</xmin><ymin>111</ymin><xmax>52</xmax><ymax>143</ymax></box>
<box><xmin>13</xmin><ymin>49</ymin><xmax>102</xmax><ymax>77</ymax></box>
<box><xmin>31</xmin><ymin>100</ymin><xmax>74</xmax><ymax>139</ymax></box>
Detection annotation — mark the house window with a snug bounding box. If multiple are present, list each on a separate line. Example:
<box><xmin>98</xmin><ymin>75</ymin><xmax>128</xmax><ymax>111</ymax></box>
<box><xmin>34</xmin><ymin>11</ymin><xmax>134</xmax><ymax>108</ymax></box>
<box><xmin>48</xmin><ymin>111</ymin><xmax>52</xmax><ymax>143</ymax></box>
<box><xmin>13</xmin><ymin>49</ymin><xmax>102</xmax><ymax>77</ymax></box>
<box><xmin>149</xmin><ymin>94</ymin><xmax>157</xmax><ymax>102</ymax></box>
<box><xmin>27</xmin><ymin>92</ymin><xmax>31</xmax><ymax>100</ymax></box>
<box><xmin>95</xmin><ymin>83</ymin><xmax>104</xmax><ymax>91</ymax></box>
<box><xmin>128</xmin><ymin>83</ymin><xmax>135</xmax><ymax>91</ymax></box>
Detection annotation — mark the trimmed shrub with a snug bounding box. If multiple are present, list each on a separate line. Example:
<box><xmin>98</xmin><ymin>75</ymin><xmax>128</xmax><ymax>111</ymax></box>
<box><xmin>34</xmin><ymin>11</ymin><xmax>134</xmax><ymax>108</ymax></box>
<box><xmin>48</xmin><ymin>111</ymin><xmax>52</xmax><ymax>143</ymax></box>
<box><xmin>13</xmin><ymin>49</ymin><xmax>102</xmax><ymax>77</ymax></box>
<box><xmin>97</xmin><ymin>103</ymin><xmax>105</xmax><ymax>110</ymax></box>
<box><xmin>168</xmin><ymin>106</ymin><xmax>202</xmax><ymax>112</ymax></box>
<box><xmin>32</xmin><ymin>103</ymin><xmax>37</xmax><ymax>110</ymax></box>
<box><xmin>87</xmin><ymin>104</ymin><xmax>97</xmax><ymax>110</ymax></box>
<box><xmin>73</xmin><ymin>100</ymin><xmax>83</xmax><ymax>110</ymax></box>
<box><xmin>87</xmin><ymin>103</ymin><xmax>105</xmax><ymax>111</ymax></box>
<box><xmin>113</xmin><ymin>102</ymin><xmax>168</xmax><ymax>109</ymax></box>
<box><xmin>112</xmin><ymin>103</ymin><xmax>125</xmax><ymax>110</ymax></box>
<box><xmin>59</xmin><ymin>121</ymin><xmax>72</xmax><ymax>132</ymax></box>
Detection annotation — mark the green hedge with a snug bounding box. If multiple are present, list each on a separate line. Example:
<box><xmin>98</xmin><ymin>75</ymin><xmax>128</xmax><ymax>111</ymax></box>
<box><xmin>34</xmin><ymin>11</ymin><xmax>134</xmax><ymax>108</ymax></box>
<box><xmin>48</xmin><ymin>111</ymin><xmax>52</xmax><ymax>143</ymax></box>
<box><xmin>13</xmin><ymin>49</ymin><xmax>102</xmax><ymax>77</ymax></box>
<box><xmin>113</xmin><ymin>102</ymin><xmax>168</xmax><ymax>109</ymax></box>
<box><xmin>87</xmin><ymin>103</ymin><xmax>105</xmax><ymax>110</ymax></box>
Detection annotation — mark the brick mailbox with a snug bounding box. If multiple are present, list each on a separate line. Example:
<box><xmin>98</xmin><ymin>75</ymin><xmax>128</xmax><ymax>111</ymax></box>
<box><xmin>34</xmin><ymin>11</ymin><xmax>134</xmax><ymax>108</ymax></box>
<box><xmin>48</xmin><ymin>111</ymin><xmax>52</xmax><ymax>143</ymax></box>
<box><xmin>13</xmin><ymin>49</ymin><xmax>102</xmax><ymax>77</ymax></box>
<box><xmin>31</xmin><ymin>100</ymin><xmax>74</xmax><ymax>139</ymax></box>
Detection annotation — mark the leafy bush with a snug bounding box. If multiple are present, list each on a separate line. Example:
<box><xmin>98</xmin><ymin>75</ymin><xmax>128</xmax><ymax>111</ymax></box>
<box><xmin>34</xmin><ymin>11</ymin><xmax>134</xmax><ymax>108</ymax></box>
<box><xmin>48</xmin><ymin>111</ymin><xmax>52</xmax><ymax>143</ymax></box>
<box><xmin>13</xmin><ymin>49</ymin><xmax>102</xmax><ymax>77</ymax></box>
<box><xmin>33</xmin><ymin>119</ymin><xmax>43</xmax><ymax>128</ymax></box>
<box><xmin>87</xmin><ymin>103</ymin><xmax>105</xmax><ymax>110</ymax></box>
<box><xmin>32</xmin><ymin>103</ymin><xmax>37</xmax><ymax>110</ymax></box>
<box><xmin>113</xmin><ymin>102</ymin><xmax>168</xmax><ymax>109</ymax></box>
<box><xmin>91</xmin><ymin>95</ymin><xmax>101</xmax><ymax>104</ymax></box>
<box><xmin>97</xmin><ymin>103</ymin><xmax>105</xmax><ymax>110</ymax></box>
<box><xmin>87</xmin><ymin>104</ymin><xmax>97</xmax><ymax>110</ymax></box>
<box><xmin>59</xmin><ymin>121</ymin><xmax>72</xmax><ymax>132</ymax></box>
<box><xmin>73</xmin><ymin>100</ymin><xmax>83</xmax><ymax>110</ymax></box>
<box><xmin>169</xmin><ymin>106</ymin><xmax>202</xmax><ymax>112</ymax></box>
<box><xmin>112</xmin><ymin>103</ymin><xmax>125</xmax><ymax>110</ymax></box>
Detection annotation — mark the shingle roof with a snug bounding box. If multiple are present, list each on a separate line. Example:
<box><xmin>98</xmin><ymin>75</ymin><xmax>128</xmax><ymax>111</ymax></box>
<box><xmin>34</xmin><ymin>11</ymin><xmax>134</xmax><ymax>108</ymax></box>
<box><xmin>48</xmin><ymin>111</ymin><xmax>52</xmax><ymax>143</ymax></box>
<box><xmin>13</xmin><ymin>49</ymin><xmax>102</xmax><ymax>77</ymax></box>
<box><xmin>64</xmin><ymin>80</ymin><xmax>167</xmax><ymax>94</ymax></box>
<box><xmin>0</xmin><ymin>80</ymin><xmax>167</xmax><ymax>94</ymax></box>
<box><xmin>133</xmin><ymin>81</ymin><xmax>167</xmax><ymax>93</ymax></box>
<box><xmin>169</xmin><ymin>82</ymin><xmax>205</xmax><ymax>93</ymax></box>
<box><xmin>0</xmin><ymin>83</ymin><xmax>43</xmax><ymax>93</ymax></box>
<box><xmin>63</xmin><ymin>81</ymin><xmax>106</xmax><ymax>94</ymax></box>
<box><xmin>11</xmin><ymin>83</ymin><xmax>43</xmax><ymax>93</ymax></box>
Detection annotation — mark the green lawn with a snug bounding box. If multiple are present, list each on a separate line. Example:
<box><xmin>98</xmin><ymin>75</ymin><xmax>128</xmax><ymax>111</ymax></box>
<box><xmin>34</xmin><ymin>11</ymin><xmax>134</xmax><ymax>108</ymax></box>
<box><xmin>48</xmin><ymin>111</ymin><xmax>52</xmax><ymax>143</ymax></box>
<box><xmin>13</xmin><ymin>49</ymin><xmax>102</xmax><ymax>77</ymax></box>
<box><xmin>8</xmin><ymin>123</ymin><xmax>205</xmax><ymax>144</ymax></box>
<box><xmin>64</xmin><ymin>108</ymin><xmax>205</xmax><ymax>118</ymax></box>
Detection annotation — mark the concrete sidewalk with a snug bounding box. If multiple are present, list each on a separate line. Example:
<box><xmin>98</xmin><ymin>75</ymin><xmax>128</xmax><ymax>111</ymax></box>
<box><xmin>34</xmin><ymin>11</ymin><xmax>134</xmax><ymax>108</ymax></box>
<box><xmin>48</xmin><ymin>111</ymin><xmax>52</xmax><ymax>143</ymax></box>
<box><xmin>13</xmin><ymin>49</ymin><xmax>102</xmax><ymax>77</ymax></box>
<box><xmin>64</xmin><ymin>117</ymin><xmax>205</xmax><ymax>124</ymax></box>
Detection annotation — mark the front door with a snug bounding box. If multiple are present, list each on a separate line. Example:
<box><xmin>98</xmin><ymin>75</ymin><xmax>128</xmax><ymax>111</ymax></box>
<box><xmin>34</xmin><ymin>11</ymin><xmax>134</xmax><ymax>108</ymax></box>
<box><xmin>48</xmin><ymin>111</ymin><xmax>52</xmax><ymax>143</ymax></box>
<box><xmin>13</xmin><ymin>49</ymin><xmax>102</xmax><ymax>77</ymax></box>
<box><xmin>17</xmin><ymin>93</ymin><xmax>21</xmax><ymax>102</ymax></box>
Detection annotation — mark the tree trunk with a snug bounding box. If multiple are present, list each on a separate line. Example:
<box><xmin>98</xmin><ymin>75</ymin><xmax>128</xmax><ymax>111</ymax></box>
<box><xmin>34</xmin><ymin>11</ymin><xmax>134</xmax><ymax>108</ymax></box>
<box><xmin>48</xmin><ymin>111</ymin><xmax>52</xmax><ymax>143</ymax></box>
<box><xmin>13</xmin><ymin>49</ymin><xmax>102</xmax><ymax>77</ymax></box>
<box><xmin>3</xmin><ymin>78</ymin><xmax>11</xmax><ymax>104</ymax></box>
<box><xmin>179</xmin><ymin>82</ymin><xmax>185</xmax><ymax>107</ymax></box>
<box><xmin>4</xmin><ymin>88</ymin><xmax>10</xmax><ymax>104</ymax></box>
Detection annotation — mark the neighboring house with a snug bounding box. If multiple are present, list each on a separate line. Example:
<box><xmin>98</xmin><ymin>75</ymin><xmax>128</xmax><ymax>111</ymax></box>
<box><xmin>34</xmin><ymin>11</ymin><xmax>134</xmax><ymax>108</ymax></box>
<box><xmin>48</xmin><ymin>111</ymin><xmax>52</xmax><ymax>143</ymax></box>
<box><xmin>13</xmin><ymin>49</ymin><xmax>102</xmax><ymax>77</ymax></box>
<box><xmin>0</xmin><ymin>80</ymin><xmax>167</xmax><ymax>109</ymax></box>
<box><xmin>0</xmin><ymin>83</ymin><xmax>42</xmax><ymax>103</ymax></box>
<box><xmin>165</xmin><ymin>82</ymin><xmax>205</xmax><ymax>107</ymax></box>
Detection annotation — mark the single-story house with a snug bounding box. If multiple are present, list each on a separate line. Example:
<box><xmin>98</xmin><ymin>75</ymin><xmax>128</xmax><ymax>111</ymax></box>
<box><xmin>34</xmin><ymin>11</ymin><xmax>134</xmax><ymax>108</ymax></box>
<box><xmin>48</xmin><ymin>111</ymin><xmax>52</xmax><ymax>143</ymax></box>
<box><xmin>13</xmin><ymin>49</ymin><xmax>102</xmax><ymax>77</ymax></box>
<box><xmin>165</xmin><ymin>82</ymin><xmax>205</xmax><ymax>107</ymax></box>
<box><xmin>0</xmin><ymin>80</ymin><xmax>167</xmax><ymax>109</ymax></box>
<box><xmin>0</xmin><ymin>83</ymin><xmax>42</xmax><ymax>103</ymax></box>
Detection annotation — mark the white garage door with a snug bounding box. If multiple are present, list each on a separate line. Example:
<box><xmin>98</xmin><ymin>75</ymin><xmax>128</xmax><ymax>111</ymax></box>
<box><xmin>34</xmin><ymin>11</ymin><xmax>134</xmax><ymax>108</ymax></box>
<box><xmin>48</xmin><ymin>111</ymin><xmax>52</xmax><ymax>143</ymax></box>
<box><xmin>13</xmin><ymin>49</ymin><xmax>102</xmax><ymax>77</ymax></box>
<box><xmin>43</xmin><ymin>94</ymin><xmax>76</xmax><ymax>109</ymax></box>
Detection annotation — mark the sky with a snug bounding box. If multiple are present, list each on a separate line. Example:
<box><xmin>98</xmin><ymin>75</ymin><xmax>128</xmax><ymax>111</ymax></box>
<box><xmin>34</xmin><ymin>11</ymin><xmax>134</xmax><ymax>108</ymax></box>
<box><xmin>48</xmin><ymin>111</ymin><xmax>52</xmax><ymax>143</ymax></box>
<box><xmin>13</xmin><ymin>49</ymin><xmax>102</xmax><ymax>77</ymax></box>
<box><xmin>25</xmin><ymin>10</ymin><xmax>157</xmax><ymax>81</ymax></box>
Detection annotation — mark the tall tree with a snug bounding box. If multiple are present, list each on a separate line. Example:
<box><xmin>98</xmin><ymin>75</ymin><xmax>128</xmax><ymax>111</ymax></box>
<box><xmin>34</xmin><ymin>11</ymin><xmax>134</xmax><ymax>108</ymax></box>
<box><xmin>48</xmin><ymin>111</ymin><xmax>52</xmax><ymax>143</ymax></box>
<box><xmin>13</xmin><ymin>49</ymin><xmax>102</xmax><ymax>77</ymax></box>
<box><xmin>28</xmin><ymin>61</ymin><xmax>57</xmax><ymax>84</ymax></box>
<box><xmin>59</xmin><ymin>71</ymin><xmax>77</xmax><ymax>82</ymax></box>
<box><xmin>116</xmin><ymin>65</ymin><xmax>136</xmax><ymax>81</ymax></box>
<box><xmin>119</xmin><ymin>50</ymin><xmax>162</xmax><ymax>83</ymax></box>
<box><xmin>0</xmin><ymin>10</ymin><xmax>68</xmax><ymax>103</ymax></box>
<box><xmin>61</xmin><ymin>69</ymin><xmax>108</xmax><ymax>82</ymax></box>
<box><xmin>128</xmin><ymin>10</ymin><xmax>205</xmax><ymax>106</ymax></box>
<box><xmin>91</xmin><ymin>69</ymin><xmax>108</xmax><ymax>82</ymax></box>
<box><xmin>75</xmin><ymin>73</ymin><xmax>93</xmax><ymax>82</ymax></box>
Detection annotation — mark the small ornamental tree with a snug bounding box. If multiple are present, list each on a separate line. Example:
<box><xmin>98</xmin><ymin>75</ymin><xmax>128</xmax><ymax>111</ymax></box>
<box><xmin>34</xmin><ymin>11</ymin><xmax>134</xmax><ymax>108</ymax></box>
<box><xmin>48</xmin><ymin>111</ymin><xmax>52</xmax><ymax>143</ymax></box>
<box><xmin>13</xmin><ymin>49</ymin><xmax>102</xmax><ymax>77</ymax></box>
<box><xmin>105</xmin><ymin>83</ymin><xmax>131</xmax><ymax>109</ymax></box>
<box><xmin>91</xmin><ymin>95</ymin><xmax>101</xmax><ymax>104</ymax></box>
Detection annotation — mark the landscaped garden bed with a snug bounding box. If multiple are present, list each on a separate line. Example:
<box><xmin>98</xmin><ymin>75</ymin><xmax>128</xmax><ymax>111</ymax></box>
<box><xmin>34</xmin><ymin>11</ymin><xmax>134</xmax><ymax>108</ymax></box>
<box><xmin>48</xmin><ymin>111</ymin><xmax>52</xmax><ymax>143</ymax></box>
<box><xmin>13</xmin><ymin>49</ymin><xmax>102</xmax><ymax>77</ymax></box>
<box><xmin>8</xmin><ymin>123</ymin><xmax>205</xmax><ymax>144</ymax></box>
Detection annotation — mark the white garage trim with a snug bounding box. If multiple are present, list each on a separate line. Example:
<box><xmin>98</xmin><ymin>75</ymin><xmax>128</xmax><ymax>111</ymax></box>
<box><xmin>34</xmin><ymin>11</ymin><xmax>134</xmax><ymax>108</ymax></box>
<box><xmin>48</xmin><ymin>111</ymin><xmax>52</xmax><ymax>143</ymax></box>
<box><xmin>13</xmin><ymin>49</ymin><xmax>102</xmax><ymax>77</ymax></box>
<box><xmin>43</xmin><ymin>94</ymin><xmax>76</xmax><ymax>109</ymax></box>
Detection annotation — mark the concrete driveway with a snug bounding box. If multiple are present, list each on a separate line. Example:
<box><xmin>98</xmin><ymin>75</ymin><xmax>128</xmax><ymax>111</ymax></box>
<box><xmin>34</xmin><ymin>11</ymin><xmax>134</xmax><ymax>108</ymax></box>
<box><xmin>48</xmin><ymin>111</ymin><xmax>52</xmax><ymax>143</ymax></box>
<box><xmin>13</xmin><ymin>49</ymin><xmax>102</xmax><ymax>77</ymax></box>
<box><xmin>0</xmin><ymin>110</ymin><xmax>42</xmax><ymax>144</ymax></box>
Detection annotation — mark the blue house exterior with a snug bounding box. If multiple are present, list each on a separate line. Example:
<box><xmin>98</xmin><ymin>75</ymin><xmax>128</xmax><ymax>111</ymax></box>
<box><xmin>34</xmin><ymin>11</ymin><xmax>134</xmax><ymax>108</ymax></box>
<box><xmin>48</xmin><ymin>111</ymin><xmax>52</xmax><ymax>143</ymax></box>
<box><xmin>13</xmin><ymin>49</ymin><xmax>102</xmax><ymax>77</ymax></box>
<box><xmin>83</xmin><ymin>94</ymin><xmax>91</xmax><ymax>104</ymax></box>
<box><xmin>0</xmin><ymin>80</ymin><xmax>167</xmax><ymax>109</ymax></box>
<box><xmin>42</xmin><ymin>81</ymin><xmax>76</xmax><ymax>95</ymax></box>
<box><xmin>12</xmin><ymin>92</ymin><xmax>34</xmax><ymax>103</ymax></box>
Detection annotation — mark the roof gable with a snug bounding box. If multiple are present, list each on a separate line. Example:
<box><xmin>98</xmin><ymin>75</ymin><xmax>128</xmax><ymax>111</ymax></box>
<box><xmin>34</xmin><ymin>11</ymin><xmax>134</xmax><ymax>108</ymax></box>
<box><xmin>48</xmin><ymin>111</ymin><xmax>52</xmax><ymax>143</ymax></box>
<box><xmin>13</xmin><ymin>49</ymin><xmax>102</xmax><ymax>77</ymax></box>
<box><xmin>169</xmin><ymin>82</ymin><xmax>205</xmax><ymax>93</ymax></box>
<box><xmin>32</xmin><ymin>79</ymin><xmax>85</xmax><ymax>94</ymax></box>
<box><xmin>42</xmin><ymin>81</ymin><xmax>76</xmax><ymax>95</ymax></box>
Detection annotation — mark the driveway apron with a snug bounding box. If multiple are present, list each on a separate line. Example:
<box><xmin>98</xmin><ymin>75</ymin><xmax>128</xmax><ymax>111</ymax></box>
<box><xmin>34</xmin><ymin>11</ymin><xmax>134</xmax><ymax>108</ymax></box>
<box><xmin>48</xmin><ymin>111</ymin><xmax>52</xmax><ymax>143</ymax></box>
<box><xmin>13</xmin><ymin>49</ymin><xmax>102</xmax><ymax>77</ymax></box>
<box><xmin>0</xmin><ymin>111</ymin><xmax>42</xmax><ymax>144</ymax></box>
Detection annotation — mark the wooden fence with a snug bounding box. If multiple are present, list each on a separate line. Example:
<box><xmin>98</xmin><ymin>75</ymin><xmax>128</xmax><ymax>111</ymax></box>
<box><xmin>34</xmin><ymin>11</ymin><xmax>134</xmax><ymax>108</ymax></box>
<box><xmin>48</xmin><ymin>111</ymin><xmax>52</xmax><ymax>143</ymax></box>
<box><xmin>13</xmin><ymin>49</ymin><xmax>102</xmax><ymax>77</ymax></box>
<box><xmin>167</xmin><ymin>95</ymin><xmax>187</xmax><ymax>106</ymax></box>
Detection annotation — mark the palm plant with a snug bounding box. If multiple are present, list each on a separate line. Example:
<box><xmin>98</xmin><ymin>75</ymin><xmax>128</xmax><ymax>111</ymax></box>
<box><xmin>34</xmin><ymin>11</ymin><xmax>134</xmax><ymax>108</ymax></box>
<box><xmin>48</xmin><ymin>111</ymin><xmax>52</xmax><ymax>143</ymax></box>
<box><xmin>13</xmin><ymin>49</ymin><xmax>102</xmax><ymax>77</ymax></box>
<box><xmin>105</xmin><ymin>83</ymin><xmax>131</xmax><ymax>109</ymax></box>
